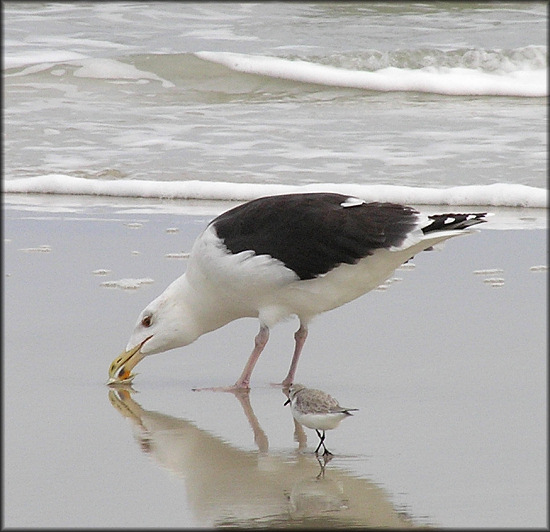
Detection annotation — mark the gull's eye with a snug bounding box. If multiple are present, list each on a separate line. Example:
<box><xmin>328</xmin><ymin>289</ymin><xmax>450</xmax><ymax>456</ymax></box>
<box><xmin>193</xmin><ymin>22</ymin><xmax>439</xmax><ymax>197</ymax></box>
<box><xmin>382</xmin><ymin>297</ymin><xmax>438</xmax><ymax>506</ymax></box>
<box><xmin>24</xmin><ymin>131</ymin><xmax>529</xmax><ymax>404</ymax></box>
<box><xmin>141</xmin><ymin>315</ymin><xmax>152</xmax><ymax>328</ymax></box>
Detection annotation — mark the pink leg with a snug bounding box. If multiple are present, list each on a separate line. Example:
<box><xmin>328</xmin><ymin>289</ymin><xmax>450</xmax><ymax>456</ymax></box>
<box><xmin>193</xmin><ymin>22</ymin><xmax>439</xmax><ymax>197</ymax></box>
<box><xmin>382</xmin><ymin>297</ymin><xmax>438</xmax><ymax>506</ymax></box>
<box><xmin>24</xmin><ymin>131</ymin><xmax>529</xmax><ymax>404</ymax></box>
<box><xmin>193</xmin><ymin>324</ymin><xmax>270</xmax><ymax>392</ymax></box>
<box><xmin>233</xmin><ymin>324</ymin><xmax>270</xmax><ymax>389</ymax></box>
<box><xmin>280</xmin><ymin>323</ymin><xmax>308</xmax><ymax>387</ymax></box>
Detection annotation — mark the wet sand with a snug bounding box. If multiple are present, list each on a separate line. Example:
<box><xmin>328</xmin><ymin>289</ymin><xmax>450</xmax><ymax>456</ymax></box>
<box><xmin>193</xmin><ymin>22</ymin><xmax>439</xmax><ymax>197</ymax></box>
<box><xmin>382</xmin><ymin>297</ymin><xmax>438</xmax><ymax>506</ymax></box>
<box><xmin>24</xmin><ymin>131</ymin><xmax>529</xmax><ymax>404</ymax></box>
<box><xmin>3</xmin><ymin>195</ymin><xmax>547</xmax><ymax>527</ymax></box>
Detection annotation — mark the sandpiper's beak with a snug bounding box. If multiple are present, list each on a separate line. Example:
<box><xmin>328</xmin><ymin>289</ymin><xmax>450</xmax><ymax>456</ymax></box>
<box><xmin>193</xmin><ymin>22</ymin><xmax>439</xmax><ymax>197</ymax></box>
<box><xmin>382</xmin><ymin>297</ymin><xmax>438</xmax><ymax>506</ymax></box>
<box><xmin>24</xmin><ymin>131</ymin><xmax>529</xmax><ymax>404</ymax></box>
<box><xmin>107</xmin><ymin>336</ymin><xmax>151</xmax><ymax>385</ymax></box>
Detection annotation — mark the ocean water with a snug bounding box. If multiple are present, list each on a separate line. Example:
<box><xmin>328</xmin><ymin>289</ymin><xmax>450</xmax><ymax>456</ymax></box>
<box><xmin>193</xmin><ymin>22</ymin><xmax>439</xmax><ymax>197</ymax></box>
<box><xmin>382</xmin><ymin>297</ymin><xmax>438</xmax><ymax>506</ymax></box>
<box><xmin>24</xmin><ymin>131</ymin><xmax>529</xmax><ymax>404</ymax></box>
<box><xmin>3</xmin><ymin>2</ymin><xmax>548</xmax><ymax>207</ymax></box>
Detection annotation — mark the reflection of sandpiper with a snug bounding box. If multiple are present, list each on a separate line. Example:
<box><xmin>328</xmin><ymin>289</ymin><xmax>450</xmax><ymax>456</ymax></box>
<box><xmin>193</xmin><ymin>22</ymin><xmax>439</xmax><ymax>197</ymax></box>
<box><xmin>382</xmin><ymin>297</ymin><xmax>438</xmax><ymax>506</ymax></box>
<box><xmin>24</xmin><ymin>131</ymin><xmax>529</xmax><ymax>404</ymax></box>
<box><xmin>285</xmin><ymin>384</ymin><xmax>358</xmax><ymax>456</ymax></box>
<box><xmin>315</xmin><ymin>452</ymin><xmax>333</xmax><ymax>479</ymax></box>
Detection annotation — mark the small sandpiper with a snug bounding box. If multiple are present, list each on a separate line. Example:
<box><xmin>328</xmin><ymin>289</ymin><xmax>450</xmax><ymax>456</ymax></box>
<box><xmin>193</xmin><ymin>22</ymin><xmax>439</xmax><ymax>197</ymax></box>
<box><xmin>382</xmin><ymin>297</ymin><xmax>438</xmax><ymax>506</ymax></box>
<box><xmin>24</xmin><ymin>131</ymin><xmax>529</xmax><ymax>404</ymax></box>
<box><xmin>284</xmin><ymin>383</ymin><xmax>358</xmax><ymax>455</ymax></box>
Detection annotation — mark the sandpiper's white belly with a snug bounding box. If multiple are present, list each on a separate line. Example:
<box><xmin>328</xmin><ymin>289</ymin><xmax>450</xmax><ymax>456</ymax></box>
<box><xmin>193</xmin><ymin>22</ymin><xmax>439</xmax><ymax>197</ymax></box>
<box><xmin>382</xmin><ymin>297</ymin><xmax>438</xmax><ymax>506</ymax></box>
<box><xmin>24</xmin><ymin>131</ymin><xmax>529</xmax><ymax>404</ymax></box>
<box><xmin>291</xmin><ymin>408</ymin><xmax>350</xmax><ymax>431</ymax></box>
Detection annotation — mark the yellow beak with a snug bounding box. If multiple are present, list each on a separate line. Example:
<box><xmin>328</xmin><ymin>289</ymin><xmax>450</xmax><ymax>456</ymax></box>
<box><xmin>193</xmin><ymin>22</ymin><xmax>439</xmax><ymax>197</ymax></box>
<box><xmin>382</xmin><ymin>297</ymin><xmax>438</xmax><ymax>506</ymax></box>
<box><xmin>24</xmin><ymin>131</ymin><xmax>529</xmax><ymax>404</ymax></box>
<box><xmin>107</xmin><ymin>337</ymin><xmax>150</xmax><ymax>385</ymax></box>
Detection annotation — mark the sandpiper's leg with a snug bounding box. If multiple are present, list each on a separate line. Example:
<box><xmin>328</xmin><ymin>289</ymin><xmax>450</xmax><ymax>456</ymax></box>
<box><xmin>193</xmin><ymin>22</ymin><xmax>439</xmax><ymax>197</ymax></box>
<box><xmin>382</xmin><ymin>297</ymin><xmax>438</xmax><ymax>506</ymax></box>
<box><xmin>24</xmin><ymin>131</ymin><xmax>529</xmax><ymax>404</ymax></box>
<box><xmin>280</xmin><ymin>323</ymin><xmax>308</xmax><ymax>387</ymax></box>
<box><xmin>313</xmin><ymin>429</ymin><xmax>333</xmax><ymax>456</ymax></box>
<box><xmin>314</xmin><ymin>429</ymin><xmax>325</xmax><ymax>454</ymax></box>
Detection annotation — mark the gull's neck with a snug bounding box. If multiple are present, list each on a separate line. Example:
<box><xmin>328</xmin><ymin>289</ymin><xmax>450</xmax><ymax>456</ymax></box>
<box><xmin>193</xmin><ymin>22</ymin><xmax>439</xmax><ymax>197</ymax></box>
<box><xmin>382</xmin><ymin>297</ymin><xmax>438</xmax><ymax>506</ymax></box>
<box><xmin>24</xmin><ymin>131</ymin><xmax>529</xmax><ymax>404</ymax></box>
<box><xmin>167</xmin><ymin>271</ymin><xmax>248</xmax><ymax>340</ymax></box>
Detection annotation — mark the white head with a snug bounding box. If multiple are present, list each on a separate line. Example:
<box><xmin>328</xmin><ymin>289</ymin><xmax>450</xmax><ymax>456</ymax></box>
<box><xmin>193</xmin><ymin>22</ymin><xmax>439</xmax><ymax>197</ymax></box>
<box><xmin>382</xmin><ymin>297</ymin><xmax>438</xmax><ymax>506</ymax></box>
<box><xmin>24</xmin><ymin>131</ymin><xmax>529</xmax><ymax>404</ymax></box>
<box><xmin>108</xmin><ymin>277</ymin><xmax>200</xmax><ymax>383</ymax></box>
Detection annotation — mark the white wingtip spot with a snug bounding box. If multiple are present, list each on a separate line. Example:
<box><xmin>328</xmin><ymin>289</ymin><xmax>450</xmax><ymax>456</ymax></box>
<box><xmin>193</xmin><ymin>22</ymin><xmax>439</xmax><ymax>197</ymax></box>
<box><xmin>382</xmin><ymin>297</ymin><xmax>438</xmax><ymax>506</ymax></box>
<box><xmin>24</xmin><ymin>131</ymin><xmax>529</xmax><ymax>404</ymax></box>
<box><xmin>340</xmin><ymin>197</ymin><xmax>365</xmax><ymax>208</ymax></box>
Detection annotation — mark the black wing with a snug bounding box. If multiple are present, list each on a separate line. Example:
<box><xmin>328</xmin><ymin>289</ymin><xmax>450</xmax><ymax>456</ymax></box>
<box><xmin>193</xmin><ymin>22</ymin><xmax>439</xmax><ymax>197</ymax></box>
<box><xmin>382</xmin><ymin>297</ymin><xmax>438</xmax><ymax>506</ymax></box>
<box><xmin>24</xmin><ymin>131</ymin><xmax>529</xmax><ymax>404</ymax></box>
<box><xmin>210</xmin><ymin>193</ymin><xmax>420</xmax><ymax>280</ymax></box>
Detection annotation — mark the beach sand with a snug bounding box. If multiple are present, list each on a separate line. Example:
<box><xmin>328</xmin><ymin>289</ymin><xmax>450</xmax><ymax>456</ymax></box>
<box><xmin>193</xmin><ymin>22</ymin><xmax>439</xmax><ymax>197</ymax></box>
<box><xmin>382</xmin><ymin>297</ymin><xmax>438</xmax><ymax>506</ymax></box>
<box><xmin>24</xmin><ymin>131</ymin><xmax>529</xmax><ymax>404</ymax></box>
<box><xmin>3</xmin><ymin>195</ymin><xmax>547</xmax><ymax>528</ymax></box>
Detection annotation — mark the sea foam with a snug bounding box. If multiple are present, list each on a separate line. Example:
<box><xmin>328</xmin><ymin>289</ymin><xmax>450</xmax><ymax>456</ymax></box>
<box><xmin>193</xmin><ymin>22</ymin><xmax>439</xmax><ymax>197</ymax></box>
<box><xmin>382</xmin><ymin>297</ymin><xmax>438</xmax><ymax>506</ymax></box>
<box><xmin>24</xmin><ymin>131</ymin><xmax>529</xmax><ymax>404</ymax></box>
<box><xmin>195</xmin><ymin>51</ymin><xmax>547</xmax><ymax>98</ymax></box>
<box><xmin>3</xmin><ymin>174</ymin><xmax>547</xmax><ymax>208</ymax></box>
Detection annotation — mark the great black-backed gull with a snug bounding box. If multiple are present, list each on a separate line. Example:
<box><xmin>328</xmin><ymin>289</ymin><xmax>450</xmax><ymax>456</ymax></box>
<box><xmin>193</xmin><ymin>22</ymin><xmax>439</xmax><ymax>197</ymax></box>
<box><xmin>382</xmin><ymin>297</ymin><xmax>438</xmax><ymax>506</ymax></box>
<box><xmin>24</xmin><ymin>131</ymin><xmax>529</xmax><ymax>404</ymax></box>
<box><xmin>108</xmin><ymin>192</ymin><xmax>487</xmax><ymax>390</ymax></box>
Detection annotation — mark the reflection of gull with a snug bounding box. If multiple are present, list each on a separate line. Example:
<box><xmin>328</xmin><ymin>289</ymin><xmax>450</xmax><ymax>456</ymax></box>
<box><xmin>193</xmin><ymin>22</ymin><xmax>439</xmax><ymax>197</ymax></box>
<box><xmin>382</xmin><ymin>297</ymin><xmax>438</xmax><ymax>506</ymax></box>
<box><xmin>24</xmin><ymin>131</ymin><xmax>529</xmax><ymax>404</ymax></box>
<box><xmin>108</xmin><ymin>387</ymin><xmax>424</xmax><ymax>528</ymax></box>
<box><xmin>289</xmin><ymin>461</ymin><xmax>346</xmax><ymax>517</ymax></box>
<box><xmin>284</xmin><ymin>384</ymin><xmax>358</xmax><ymax>456</ymax></box>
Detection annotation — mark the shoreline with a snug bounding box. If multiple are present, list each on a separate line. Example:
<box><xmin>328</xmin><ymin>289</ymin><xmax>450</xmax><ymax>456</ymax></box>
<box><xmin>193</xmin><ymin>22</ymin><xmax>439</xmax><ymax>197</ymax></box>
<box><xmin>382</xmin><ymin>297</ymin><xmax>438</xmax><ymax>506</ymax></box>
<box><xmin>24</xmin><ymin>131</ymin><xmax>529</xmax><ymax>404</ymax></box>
<box><xmin>3</xmin><ymin>193</ymin><xmax>548</xmax><ymax>230</ymax></box>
